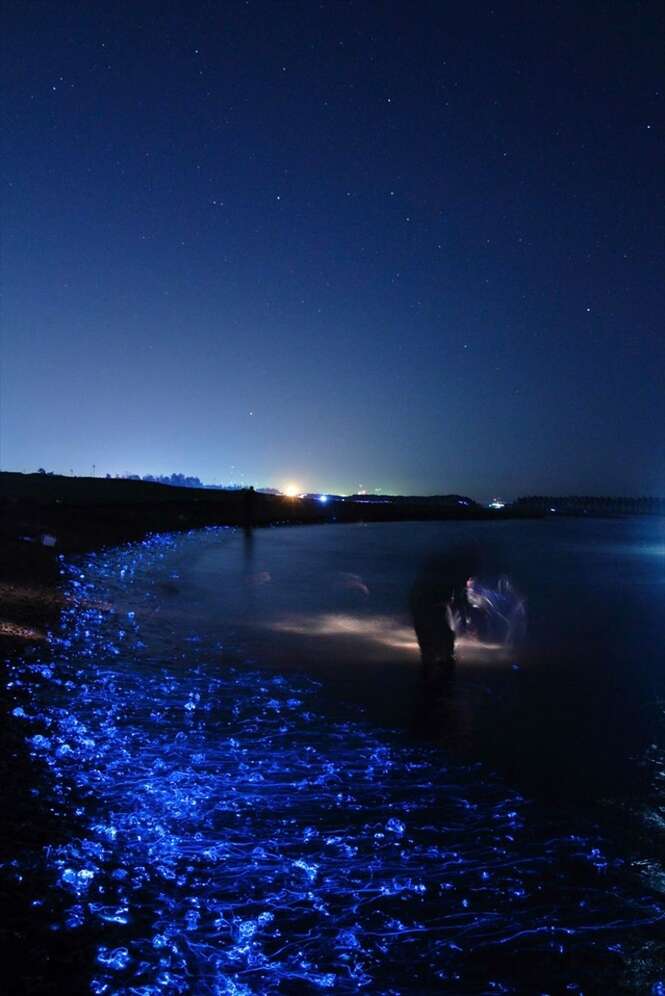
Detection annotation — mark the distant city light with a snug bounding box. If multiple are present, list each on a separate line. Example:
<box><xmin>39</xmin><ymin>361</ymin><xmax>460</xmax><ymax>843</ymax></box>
<box><xmin>489</xmin><ymin>499</ymin><xmax>505</xmax><ymax>510</ymax></box>
<box><xmin>318</xmin><ymin>494</ymin><xmax>329</xmax><ymax>504</ymax></box>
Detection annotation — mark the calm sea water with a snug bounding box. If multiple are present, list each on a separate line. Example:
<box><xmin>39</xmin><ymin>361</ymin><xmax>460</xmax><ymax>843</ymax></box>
<box><xmin>139</xmin><ymin>517</ymin><xmax>665</xmax><ymax>805</ymax></box>
<box><xmin>7</xmin><ymin>517</ymin><xmax>665</xmax><ymax>993</ymax></box>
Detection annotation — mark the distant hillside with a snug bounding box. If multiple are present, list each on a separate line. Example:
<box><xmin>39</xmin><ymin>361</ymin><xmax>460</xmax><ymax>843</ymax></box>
<box><xmin>345</xmin><ymin>493</ymin><xmax>476</xmax><ymax>506</ymax></box>
<box><xmin>0</xmin><ymin>471</ymin><xmax>228</xmax><ymax>506</ymax></box>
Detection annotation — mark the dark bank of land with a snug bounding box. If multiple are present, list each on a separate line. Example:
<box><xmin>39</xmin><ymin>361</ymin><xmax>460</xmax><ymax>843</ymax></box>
<box><xmin>1</xmin><ymin>470</ymin><xmax>505</xmax><ymax>551</ymax></box>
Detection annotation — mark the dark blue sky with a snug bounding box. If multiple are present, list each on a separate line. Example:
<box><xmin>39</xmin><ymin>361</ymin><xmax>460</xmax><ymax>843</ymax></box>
<box><xmin>2</xmin><ymin>1</ymin><xmax>663</xmax><ymax>498</ymax></box>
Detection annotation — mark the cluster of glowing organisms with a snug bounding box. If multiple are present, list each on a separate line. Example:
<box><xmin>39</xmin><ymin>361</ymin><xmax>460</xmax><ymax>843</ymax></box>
<box><xmin>4</xmin><ymin>529</ymin><xmax>665</xmax><ymax>994</ymax></box>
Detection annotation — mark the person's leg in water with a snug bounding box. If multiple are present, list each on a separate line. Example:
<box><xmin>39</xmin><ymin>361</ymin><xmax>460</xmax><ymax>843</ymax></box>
<box><xmin>413</xmin><ymin>605</ymin><xmax>455</xmax><ymax>680</ymax></box>
<box><xmin>410</xmin><ymin>547</ymin><xmax>480</xmax><ymax>680</ymax></box>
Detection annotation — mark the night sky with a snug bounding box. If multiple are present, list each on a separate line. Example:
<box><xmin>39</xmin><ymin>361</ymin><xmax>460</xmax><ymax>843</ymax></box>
<box><xmin>2</xmin><ymin>1</ymin><xmax>663</xmax><ymax>499</ymax></box>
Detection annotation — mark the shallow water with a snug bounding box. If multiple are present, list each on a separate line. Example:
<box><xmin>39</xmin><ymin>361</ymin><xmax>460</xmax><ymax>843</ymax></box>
<box><xmin>5</xmin><ymin>518</ymin><xmax>665</xmax><ymax>993</ymax></box>
<box><xmin>132</xmin><ymin>518</ymin><xmax>665</xmax><ymax>802</ymax></box>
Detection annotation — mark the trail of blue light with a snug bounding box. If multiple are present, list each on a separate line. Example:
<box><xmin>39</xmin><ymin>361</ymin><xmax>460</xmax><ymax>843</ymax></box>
<box><xmin>4</xmin><ymin>529</ymin><xmax>665</xmax><ymax>993</ymax></box>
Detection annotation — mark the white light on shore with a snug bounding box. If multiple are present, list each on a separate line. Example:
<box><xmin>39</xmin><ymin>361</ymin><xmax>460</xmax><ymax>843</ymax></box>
<box><xmin>318</xmin><ymin>494</ymin><xmax>329</xmax><ymax>504</ymax></box>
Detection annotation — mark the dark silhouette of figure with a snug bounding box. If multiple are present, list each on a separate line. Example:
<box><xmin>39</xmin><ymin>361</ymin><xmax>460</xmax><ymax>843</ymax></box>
<box><xmin>410</xmin><ymin>546</ymin><xmax>479</xmax><ymax>679</ymax></box>
<box><xmin>243</xmin><ymin>486</ymin><xmax>255</xmax><ymax>530</ymax></box>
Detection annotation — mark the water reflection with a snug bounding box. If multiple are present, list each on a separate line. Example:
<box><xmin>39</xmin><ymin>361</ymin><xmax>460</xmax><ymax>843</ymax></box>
<box><xmin>272</xmin><ymin>612</ymin><xmax>419</xmax><ymax>654</ymax></box>
<box><xmin>270</xmin><ymin>613</ymin><xmax>517</xmax><ymax>664</ymax></box>
<box><xmin>334</xmin><ymin>572</ymin><xmax>371</xmax><ymax>597</ymax></box>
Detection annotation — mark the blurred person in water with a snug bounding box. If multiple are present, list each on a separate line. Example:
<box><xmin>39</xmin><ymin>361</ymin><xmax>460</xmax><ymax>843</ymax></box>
<box><xmin>410</xmin><ymin>546</ymin><xmax>479</xmax><ymax>679</ymax></box>
<box><xmin>411</xmin><ymin>547</ymin><xmax>526</xmax><ymax>678</ymax></box>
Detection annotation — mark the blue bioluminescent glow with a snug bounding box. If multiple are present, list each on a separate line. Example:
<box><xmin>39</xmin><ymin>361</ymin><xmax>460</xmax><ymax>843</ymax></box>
<box><xmin>4</xmin><ymin>529</ymin><xmax>665</xmax><ymax>994</ymax></box>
